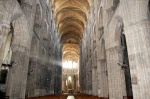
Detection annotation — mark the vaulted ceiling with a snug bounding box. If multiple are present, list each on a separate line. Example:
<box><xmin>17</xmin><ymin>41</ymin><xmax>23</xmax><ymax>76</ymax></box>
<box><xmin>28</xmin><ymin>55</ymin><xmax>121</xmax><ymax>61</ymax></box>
<box><xmin>53</xmin><ymin>0</ymin><xmax>91</xmax><ymax>62</ymax></box>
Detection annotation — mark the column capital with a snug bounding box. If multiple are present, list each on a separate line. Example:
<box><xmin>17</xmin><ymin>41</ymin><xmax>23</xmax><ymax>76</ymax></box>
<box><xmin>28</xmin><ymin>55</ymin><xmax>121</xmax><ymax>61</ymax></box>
<box><xmin>92</xmin><ymin>66</ymin><xmax>97</xmax><ymax>69</ymax></box>
<box><xmin>106</xmin><ymin>46</ymin><xmax>124</xmax><ymax>54</ymax></box>
<box><xmin>97</xmin><ymin>59</ymin><xmax>106</xmax><ymax>62</ymax></box>
<box><xmin>0</xmin><ymin>22</ymin><xmax>10</xmax><ymax>27</ymax></box>
<box><xmin>0</xmin><ymin>21</ymin><xmax>10</xmax><ymax>35</ymax></box>
<box><xmin>11</xmin><ymin>44</ymin><xmax>30</xmax><ymax>53</ymax></box>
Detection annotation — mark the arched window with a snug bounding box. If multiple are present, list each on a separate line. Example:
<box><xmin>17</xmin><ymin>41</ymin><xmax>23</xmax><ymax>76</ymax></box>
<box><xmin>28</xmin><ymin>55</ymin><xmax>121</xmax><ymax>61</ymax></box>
<box><xmin>43</xmin><ymin>22</ymin><xmax>48</xmax><ymax>40</ymax></box>
<box><xmin>68</xmin><ymin>76</ymin><xmax>72</xmax><ymax>82</ymax></box>
<box><xmin>148</xmin><ymin>0</ymin><xmax>150</xmax><ymax>18</ymax></box>
<box><xmin>99</xmin><ymin>7</ymin><xmax>103</xmax><ymax>26</ymax></box>
<box><xmin>17</xmin><ymin>0</ymin><xmax>21</xmax><ymax>5</ymax></box>
<box><xmin>46</xmin><ymin>0</ymin><xmax>50</xmax><ymax>5</ymax></box>
<box><xmin>113</xmin><ymin>0</ymin><xmax>120</xmax><ymax>10</ymax></box>
<box><xmin>33</xmin><ymin>5</ymin><xmax>41</xmax><ymax>36</ymax></box>
<box><xmin>149</xmin><ymin>0</ymin><xmax>150</xmax><ymax>11</ymax></box>
<box><xmin>0</xmin><ymin>70</ymin><xmax>8</xmax><ymax>84</ymax></box>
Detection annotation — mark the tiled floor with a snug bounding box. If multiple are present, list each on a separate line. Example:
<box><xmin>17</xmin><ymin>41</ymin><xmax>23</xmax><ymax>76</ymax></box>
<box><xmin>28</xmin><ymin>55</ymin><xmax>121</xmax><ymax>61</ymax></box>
<box><xmin>66</xmin><ymin>96</ymin><xmax>75</xmax><ymax>99</ymax></box>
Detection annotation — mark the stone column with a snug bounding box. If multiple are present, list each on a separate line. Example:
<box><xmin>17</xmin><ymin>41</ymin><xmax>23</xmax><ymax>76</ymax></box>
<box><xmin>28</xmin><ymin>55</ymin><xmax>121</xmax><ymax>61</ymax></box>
<box><xmin>26</xmin><ymin>31</ymin><xmax>40</xmax><ymax>97</ymax></box>
<box><xmin>38</xmin><ymin>47</ymin><xmax>47</xmax><ymax>96</ymax></box>
<box><xmin>106</xmin><ymin>46</ymin><xmax>127</xmax><ymax>99</ymax></box>
<box><xmin>89</xmin><ymin>70</ymin><xmax>92</xmax><ymax>95</ymax></box>
<box><xmin>95</xmin><ymin>70</ymin><xmax>98</xmax><ymax>96</ymax></box>
<box><xmin>96</xmin><ymin>42</ymin><xmax>103</xmax><ymax>97</ymax></box>
<box><xmin>97</xmin><ymin>59</ymin><xmax>104</xmax><ymax>97</ymax></box>
<box><xmin>84</xmin><ymin>76</ymin><xmax>87</xmax><ymax>94</ymax></box>
<box><xmin>5</xmin><ymin>8</ymin><xmax>30</xmax><ymax>98</ymax></box>
<box><xmin>0</xmin><ymin>23</ymin><xmax>10</xmax><ymax>70</ymax></box>
<box><xmin>93</xmin><ymin>50</ymin><xmax>98</xmax><ymax>96</ymax></box>
<box><xmin>64</xmin><ymin>78</ymin><xmax>66</xmax><ymax>92</ymax></box>
<box><xmin>26</xmin><ymin>57</ymin><xmax>41</xmax><ymax>97</ymax></box>
<box><xmin>62</xmin><ymin>78</ymin><xmax>65</xmax><ymax>92</ymax></box>
<box><xmin>76</xmin><ymin>76</ymin><xmax>79</xmax><ymax>92</ymax></box>
<box><xmin>50</xmin><ymin>63</ymin><xmax>54</xmax><ymax>94</ymax></box>
<box><xmin>6</xmin><ymin>44</ymin><xmax>30</xmax><ymax>99</ymax></box>
<box><xmin>92</xmin><ymin>67</ymin><xmax>96</xmax><ymax>96</ymax></box>
<box><xmin>21</xmin><ymin>0</ymin><xmax>36</xmax><ymax>29</ymax></box>
<box><xmin>125</xmin><ymin>20</ymin><xmax>150</xmax><ymax>99</ymax></box>
<box><xmin>101</xmin><ymin>59</ymin><xmax>109</xmax><ymax>98</ymax></box>
<box><xmin>97</xmin><ymin>59</ymin><xmax>109</xmax><ymax>98</ymax></box>
<box><xmin>85</xmin><ymin>74</ymin><xmax>88</xmax><ymax>94</ymax></box>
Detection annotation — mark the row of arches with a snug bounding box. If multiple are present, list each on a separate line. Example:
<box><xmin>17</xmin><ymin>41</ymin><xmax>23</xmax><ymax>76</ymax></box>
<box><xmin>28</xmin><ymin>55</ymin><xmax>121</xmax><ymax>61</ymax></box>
<box><xmin>0</xmin><ymin>0</ymin><xmax>62</xmax><ymax>98</ymax></box>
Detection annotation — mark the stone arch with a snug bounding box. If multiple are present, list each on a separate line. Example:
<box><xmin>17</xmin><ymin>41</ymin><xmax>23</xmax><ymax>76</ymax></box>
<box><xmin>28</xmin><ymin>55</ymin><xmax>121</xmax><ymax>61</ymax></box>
<box><xmin>4</xmin><ymin>2</ymin><xmax>32</xmax><ymax>99</ymax></box>
<box><xmin>46</xmin><ymin>0</ymin><xmax>50</xmax><ymax>5</ymax></box>
<box><xmin>113</xmin><ymin>16</ymin><xmax>133</xmax><ymax>97</ymax></box>
<box><xmin>17</xmin><ymin>0</ymin><xmax>21</xmax><ymax>5</ymax></box>
<box><xmin>99</xmin><ymin>7</ymin><xmax>103</xmax><ymax>27</ymax></box>
<box><xmin>43</xmin><ymin>21</ymin><xmax>49</xmax><ymax>48</ymax></box>
<box><xmin>30</xmin><ymin>4</ymin><xmax>42</xmax><ymax>54</ymax></box>
<box><xmin>113</xmin><ymin>0</ymin><xmax>120</xmax><ymax>9</ymax></box>
<box><xmin>52</xmin><ymin>0</ymin><xmax>91</xmax><ymax>7</ymax></box>
<box><xmin>101</xmin><ymin>39</ymin><xmax>106</xmax><ymax>59</ymax></box>
<box><xmin>26</xmin><ymin>6</ymin><xmax>43</xmax><ymax>96</ymax></box>
<box><xmin>107</xmin><ymin>0</ymin><xmax>120</xmax><ymax>9</ymax></box>
<box><xmin>33</xmin><ymin>4</ymin><xmax>42</xmax><ymax>37</ymax></box>
<box><xmin>96</xmin><ymin>7</ymin><xmax>104</xmax><ymax>41</ymax></box>
<box><xmin>61</xmin><ymin>34</ymin><xmax>81</xmax><ymax>45</ymax></box>
<box><xmin>114</xmin><ymin>16</ymin><xmax>124</xmax><ymax>46</ymax></box>
<box><xmin>11</xmin><ymin>18</ymin><xmax>30</xmax><ymax>47</ymax></box>
<box><xmin>148</xmin><ymin>0</ymin><xmax>150</xmax><ymax>18</ymax></box>
<box><xmin>120</xmin><ymin>33</ymin><xmax>133</xmax><ymax>97</ymax></box>
<box><xmin>100</xmin><ymin>38</ymin><xmax>109</xmax><ymax>98</ymax></box>
<box><xmin>29</xmin><ymin>33</ymin><xmax>39</xmax><ymax>57</ymax></box>
<box><xmin>0</xmin><ymin>26</ymin><xmax>13</xmax><ymax>84</ymax></box>
<box><xmin>73</xmin><ymin>74</ymin><xmax>77</xmax><ymax>91</ymax></box>
<box><xmin>43</xmin><ymin>21</ymin><xmax>48</xmax><ymax>40</ymax></box>
<box><xmin>2</xmin><ymin>26</ymin><xmax>13</xmax><ymax>65</ymax></box>
<box><xmin>34</xmin><ymin>4</ymin><xmax>41</xmax><ymax>23</ymax></box>
<box><xmin>61</xmin><ymin>35</ymin><xmax>81</xmax><ymax>49</ymax></box>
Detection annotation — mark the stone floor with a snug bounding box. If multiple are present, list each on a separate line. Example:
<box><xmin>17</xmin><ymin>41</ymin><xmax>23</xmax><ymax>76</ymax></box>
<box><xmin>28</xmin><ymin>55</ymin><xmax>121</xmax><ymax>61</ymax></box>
<box><xmin>66</xmin><ymin>96</ymin><xmax>75</xmax><ymax>99</ymax></box>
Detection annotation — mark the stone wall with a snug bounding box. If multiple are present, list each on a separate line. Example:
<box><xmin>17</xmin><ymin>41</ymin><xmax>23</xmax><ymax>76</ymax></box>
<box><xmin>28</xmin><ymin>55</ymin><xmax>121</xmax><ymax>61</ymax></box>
<box><xmin>80</xmin><ymin>0</ymin><xmax>150</xmax><ymax>99</ymax></box>
<box><xmin>0</xmin><ymin>0</ymin><xmax>62</xmax><ymax>99</ymax></box>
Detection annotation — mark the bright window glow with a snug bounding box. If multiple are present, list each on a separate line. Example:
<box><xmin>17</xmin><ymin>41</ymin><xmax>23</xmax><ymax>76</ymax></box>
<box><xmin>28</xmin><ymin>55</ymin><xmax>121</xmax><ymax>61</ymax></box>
<box><xmin>63</xmin><ymin>61</ymin><xmax>78</xmax><ymax>69</ymax></box>
<box><xmin>68</xmin><ymin>76</ymin><xmax>72</xmax><ymax>82</ymax></box>
<box><xmin>66</xmin><ymin>79</ymin><xmax>68</xmax><ymax>85</ymax></box>
<box><xmin>72</xmin><ymin>61</ymin><xmax>77</xmax><ymax>68</ymax></box>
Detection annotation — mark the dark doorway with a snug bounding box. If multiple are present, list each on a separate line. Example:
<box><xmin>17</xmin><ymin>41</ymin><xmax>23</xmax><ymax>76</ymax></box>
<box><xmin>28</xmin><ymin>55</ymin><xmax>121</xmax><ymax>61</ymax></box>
<box><xmin>17</xmin><ymin>0</ymin><xmax>21</xmax><ymax>5</ymax></box>
<box><xmin>148</xmin><ymin>0</ymin><xmax>150</xmax><ymax>18</ymax></box>
<box><xmin>121</xmin><ymin>34</ymin><xmax>133</xmax><ymax>97</ymax></box>
<box><xmin>113</xmin><ymin>0</ymin><xmax>120</xmax><ymax>10</ymax></box>
<box><xmin>0</xmin><ymin>70</ymin><xmax>8</xmax><ymax>84</ymax></box>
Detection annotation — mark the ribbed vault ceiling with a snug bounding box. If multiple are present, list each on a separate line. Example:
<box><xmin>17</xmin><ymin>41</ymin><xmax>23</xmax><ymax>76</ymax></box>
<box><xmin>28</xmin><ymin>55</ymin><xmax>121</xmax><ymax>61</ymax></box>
<box><xmin>53</xmin><ymin>0</ymin><xmax>90</xmax><ymax>62</ymax></box>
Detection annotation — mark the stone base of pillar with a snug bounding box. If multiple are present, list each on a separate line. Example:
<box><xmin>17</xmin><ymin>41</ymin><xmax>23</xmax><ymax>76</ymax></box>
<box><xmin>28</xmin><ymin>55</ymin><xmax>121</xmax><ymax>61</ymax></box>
<box><xmin>39</xmin><ymin>89</ymin><xmax>46</xmax><ymax>96</ymax></box>
<box><xmin>49</xmin><ymin>90</ymin><xmax>54</xmax><ymax>94</ymax></box>
<box><xmin>89</xmin><ymin>90</ymin><xmax>92</xmax><ymax>95</ymax></box>
<box><xmin>98</xmin><ymin>89</ymin><xmax>101</xmax><ymax>97</ymax></box>
<box><xmin>83</xmin><ymin>90</ymin><xmax>85</xmax><ymax>94</ymax></box>
<box><xmin>85</xmin><ymin>90</ymin><xmax>88</xmax><ymax>94</ymax></box>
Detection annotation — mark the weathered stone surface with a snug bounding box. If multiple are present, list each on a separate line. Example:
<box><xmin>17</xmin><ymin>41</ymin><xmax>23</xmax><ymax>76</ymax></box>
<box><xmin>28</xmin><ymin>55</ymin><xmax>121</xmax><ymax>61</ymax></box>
<box><xmin>0</xmin><ymin>0</ymin><xmax>62</xmax><ymax>99</ymax></box>
<box><xmin>0</xmin><ymin>0</ymin><xmax>150</xmax><ymax>99</ymax></box>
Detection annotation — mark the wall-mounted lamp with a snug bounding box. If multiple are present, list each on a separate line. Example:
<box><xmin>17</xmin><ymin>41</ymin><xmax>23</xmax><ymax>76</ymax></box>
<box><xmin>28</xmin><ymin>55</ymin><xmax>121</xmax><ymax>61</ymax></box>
<box><xmin>47</xmin><ymin>79</ymin><xmax>50</xmax><ymax>81</ymax></box>
<box><xmin>117</xmin><ymin>63</ymin><xmax>129</xmax><ymax>70</ymax></box>
<box><xmin>2</xmin><ymin>61</ymin><xmax>18</xmax><ymax>68</ymax></box>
